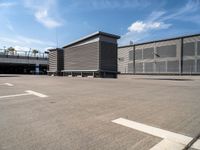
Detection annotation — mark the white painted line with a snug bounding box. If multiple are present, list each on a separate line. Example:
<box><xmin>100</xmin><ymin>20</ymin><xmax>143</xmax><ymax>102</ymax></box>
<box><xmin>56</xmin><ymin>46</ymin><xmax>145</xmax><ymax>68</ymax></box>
<box><xmin>0</xmin><ymin>93</ymin><xmax>30</xmax><ymax>99</ymax></box>
<box><xmin>4</xmin><ymin>83</ymin><xmax>14</xmax><ymax>86</ymax></box>
<box><xmin>150</xmin><ymin>139</ymin><xmax>185</xmax><ymax>150</ymax></box>
<box><xmin>25</xmin><ymin>90</ymin><xmax>48</xmax><ymax>98</ymax></box>
<box><xmin>0</xmin><ymin>83</ymin><xmax>14</xmax><ymax>86</ymax></box>
<box><xmin>0</xmin><ymin>90</ymin><xmax>48</xmax><ymax>99</ymax></box>
<box><xmin>112</xmin><ymin>118</ymin><xmax>200</xmax><ymax>150</ymax></box>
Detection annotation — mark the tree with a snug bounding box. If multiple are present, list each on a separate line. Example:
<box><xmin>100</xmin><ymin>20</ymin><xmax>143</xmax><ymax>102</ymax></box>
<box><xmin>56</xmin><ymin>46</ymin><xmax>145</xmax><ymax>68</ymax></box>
<box><xmin>7</xmin><ymin>47</ymin><xmax>15</xmax><ymax>55</ymax></box>
<box><xmin>32</xmin><ymin>49</ymin><xmax>39</xmax><ymax>57</ymax></box>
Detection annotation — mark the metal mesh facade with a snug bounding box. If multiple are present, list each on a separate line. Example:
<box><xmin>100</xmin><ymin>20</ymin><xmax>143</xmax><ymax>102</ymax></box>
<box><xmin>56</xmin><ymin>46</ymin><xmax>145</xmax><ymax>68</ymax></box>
<box><xmin>157</xmin><ymin>45</ymin><xmax>177</xmax><ymax>58</ymax></box>
<box><xmin>118</xmin><ymin>46</ymin><xmax>133</xmax><ymax>73</ymax></box>
<box><xmin>197</xmin><ymin>60</ymin><xmax>200</xmax><ymax>72</ymax></box>
<box><xmin>183</xmin><ymin>42</ymin><xmax>195</xmax><ymax>56</ymax></box>
<box><xmin>198</xmin><ymin>41</ymin><xmax>200</xmax><ymax>55</ymax></box>
<box><xmin>118</xmin><ymin>34</ymin><xmax>200</xmax><ymax>75</ymax></box>
<box><xmin>183</xmin><ymin>59</ymin><xmax>195</xmax><ymax>73</ymax></box>
<box><xmin>155</xmin><ymin>61</ymin><xmax>166</xmax><ymax>73</ymax></box>
<box><xmin>144</xmin><ymin>62</ymin><xmax>154</xmax><ymax>73</ymax></box>
<box><xmin>167</xmin><ymin>61</ymin><xmax>179</xmax><ymax>73</ymax></box>
<box><xmin>143</xmin><ymin>48</ymin><xmax>154</xmax><ymax>59</ymax></box>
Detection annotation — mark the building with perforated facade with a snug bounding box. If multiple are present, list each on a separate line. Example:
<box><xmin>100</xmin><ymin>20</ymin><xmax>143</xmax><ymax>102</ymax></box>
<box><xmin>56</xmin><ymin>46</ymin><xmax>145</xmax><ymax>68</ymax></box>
<box><xmin>118</xmin><ymin>33</ymin><xmax>200</xmax><ymax>75</ymax></box>
<box><xmin>48</xmin><ymin>31</ymin><xmax>120</xmax><ymax>78</ymax></box>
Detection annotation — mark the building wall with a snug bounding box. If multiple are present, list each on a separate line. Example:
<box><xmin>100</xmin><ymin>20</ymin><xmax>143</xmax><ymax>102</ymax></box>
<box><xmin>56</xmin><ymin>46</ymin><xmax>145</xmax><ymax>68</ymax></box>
<box><xmin>49</xmin><ymin>50</ymin><xmax>57</xmax><ymax>72</ymax></box>
<box><xmin>118</xmin><ymin>35</ymin><xmax>200</xmax><ymax>75</ymax></box>
<box><xmin>100</xmin><ymin>41</ymin><xmax>118</xmax><ymax>72</ymax></box>
<box><xmin>118</xmin><ymin>46</ymin><xmax>133</xmax><ymax>73</ymax></box>
<box><xmin>183</xmin><ymin>36</ymin><xmax>200</xmax><ymax>74</ymax></box>
<box><xmin>49</xmin><ymin>49</ymin><xmax>64</xmax><ymax>73</ymax></box>
<box><xmin>57</xmin><ymin>50</ymin><xmax>64</xmax><ymax>72</ymax></box>
<box><xmin>64</xmin><ymin>42</ymin><xmax>99</xmax><ymax>71</ymax></box>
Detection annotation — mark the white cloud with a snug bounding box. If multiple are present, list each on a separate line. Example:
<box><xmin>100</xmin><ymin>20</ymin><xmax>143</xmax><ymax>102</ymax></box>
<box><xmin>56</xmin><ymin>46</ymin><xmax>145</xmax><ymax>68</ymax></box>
<box><xmin>17</xmin><ymin>35</ymin><xmax>55</xmax><ymax>45</ymax></box>
<box><xmin>90</xmin><ymin>0</ymin><xmax>150</xmax><ymax>9</ymax></box>
<box><xmin>128</xmin><ymin>21</ymin><xmax>145</xmax><ymax>32</ymax></box>
<box><xmin>35</xmin><ymin>9</ymin><xmax>61</xmax><ymax>28</ymax></box>
<box><xmin>44</xmin><ymin>47</ymin><xmax>55</xmax><ymax>51</ymax></box>
<box><xmin>7</xmin><ymin>23</ymin><xmax>14</xmax><ymax>32</ymax></box>
<box><xmin>69</xmin><ymin>0</ymin><xmax>151</xmax><ymax>10</ymax></box>
<box><xmin>128</xmin><ymin>21</ymin><xmax>171</xmax><ymax>33</ymax></box>
<box><xmin>0</xmin><ymin>2</ymin><xmax>16</xmax><ymax>8</ymax></box>
<box><xmin>23</xmin><ymin>0</ymin><xmax>62</xmax><ymax>29</ymax></box>
<box><xmin>0</xmin><ymin>37</ymin><xmax>19</xmax><ymax>44</ymax></box>
<box><xmin>160</xmin><ymin>0</ymin><xmax>200</xmax><ymax>21</ymax></box>
<box><xmin>120</xmin><ymin>0</ymin><xmax>200</xmax><ymax>45</ymax></box>
<box><xmin>0</xmin><ymin>35</ymin><xmax>55</xmax><ymax>52</ymax></box>
<box><xmin>120</xmin><ymin>16</ymin><xmax>172</xmax><ymax>45</ymax></box>
<box><xmin>14</xmin><ymin>46</ymin><xmax>30</xmax><ymax>51</ymax></box>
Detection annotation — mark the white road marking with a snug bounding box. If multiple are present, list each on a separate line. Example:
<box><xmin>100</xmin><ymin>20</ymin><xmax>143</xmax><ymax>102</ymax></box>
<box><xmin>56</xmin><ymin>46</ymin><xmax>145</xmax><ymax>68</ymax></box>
<box><xmin>4</xmin><ymin>83</ymin><xmax>14</xmax><ymax>86</ymax></box>
<box><xmin>0</xmin><ymin>83</ymin><xmax>14</xmax><ymax>86</ymax></box>
<box><xmin>112</xmin><ymin>118</ymin><xmax>200</xmax><ymax>150</ymax></box>
<box><xmin>0</xmin><ymin>90</ymin><xmax>48</xmax><ymax>99</ymax></box>
<box><xmin>150</xmin><ymin>139</ymin><xmax>185</xmax><ymax>150</ymax></box>
<box><xmin>25</xmin><ymin>90</ymin><xmax>48</xmax><ymax>98</ymax></box>
<box><xmin>0</xmin><ymin>93</ymin><xmax>30</xmax><ymax>99</ymax></box>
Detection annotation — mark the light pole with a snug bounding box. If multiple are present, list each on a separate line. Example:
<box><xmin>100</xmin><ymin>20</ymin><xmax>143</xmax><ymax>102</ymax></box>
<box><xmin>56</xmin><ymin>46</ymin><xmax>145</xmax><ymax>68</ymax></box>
<box><xmin>3</xmin><ymin>46</ymin><xmax>6</xmax><ymax>54</ymax></box>
<box><xmin>28</xmin><ymin>48</ymin><xmax>32</xmax><ymax>57</ymax></box>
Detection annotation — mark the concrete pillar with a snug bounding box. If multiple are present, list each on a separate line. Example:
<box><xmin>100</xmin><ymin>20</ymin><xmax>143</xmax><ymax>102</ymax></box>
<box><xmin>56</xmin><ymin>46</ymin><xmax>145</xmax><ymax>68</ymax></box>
<box><xmin>179</xmin><ymin>38</ymin><xmax>183</xmax><ymax>75</ymax></box>
<box><xmin>93</xmin><ymin>72</ymin><xmax>95</xmax><ymax>78</ymax></box>
<box><xmin>133</xmin><ymin>45</ymin><xmax>136</xmax><ymax>74</ymax></box>
<box><xmin>35</xmin><ymin>64</ymin><xmax>39</xmax><ymax>75</ymax></box>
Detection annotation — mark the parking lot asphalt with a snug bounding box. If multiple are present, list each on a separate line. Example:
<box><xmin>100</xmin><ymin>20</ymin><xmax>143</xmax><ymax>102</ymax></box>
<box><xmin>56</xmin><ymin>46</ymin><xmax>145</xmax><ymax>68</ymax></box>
<box><xmin>0</xmin><ymin>74</ymin><xmax>200</xmax><ymax>150</ymax></box>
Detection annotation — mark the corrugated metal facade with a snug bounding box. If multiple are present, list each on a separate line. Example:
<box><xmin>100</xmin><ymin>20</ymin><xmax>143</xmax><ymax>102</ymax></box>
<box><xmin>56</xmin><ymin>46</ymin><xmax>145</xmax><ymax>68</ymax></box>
<box><xmin>62</xmin><ymin>32</ymin><xmax>120</xmax><ymax>78</ymax></box>
<box><xmin>118</xmin><ymin>34</ymin><xmax>200</xmax><ymax>75</ymax></box>
<box><xmin>100</xmin><ymin>41</ymin><xmax>117</xmax><ymax>72</ymax></box>
<box><xmin>64</xmin><ymin>42</ymin><xmax>99</xmax><ymax>71</ymax></box>
<box><xmin>48</xmin><ymin>49</ymin><xmax>64</xmax><ymax>75</ymax></box>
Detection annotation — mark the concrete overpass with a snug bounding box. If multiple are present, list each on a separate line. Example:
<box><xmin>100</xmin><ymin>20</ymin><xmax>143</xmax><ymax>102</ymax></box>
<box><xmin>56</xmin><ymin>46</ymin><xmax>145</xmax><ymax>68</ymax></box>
<box><xmin>0</xmin><ymin>49</ymin><xmax>48</xmax><ymax>74</ymax></box>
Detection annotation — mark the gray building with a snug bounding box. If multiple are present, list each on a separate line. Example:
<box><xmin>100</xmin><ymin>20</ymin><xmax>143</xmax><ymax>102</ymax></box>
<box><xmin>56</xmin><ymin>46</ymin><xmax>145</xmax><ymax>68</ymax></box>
<box><xmin>118</xmin><ymin>33</ymin><xmax>200</xmax><ymax>75</ymax></box>
<box><xmin>61</xmin><ymin>31</ymin><xmax>120</xmax><ymax>78</ymax></box>
<box><xmin>48</xmin><ymin>48</ymin><xmax>64</xmax><ymax>76</ymax></box>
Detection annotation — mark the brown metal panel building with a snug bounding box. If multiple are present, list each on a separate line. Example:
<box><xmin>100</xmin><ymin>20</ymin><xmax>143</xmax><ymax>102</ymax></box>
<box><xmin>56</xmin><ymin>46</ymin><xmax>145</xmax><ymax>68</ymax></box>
<box><xmin>62</xmin><ymin>31</ymin><xmax>120</xmax><ymax>78</ymax></box>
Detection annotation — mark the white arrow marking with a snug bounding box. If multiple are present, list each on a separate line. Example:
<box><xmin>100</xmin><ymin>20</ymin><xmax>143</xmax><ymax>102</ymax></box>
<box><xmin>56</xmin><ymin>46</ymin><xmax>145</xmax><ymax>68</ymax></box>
<box><xmin>0</xmin><ymin>90</ymin><xmax>48</xmax><ymax>99</ymax></box>
<box><xmin>112</xmin><ymin>118</ymin><xmax>200</xmax><ymax>150</ymax></box>
<box><xmin>25</xmin><ymin>90</ymin><xmax>48</xmax><ymax>98</ymax></box>
<box><xmin>150</xmin><ymin>139</ymin><xmax>185</xmax><ymax>150</ymax></box>
<box><xmin>0</xmin><ymin>83</ymin><xmax>14</xmax><ymax>86</ymax></box>
<box><xmin>4</xmin><ymin>83</ymin><xmax>14</xmax><ymax>86</ymax></box>
<box><xmin>0</xmin><ymin>93</ymin><xmax>30</xmax><ymax>99</ymax></box>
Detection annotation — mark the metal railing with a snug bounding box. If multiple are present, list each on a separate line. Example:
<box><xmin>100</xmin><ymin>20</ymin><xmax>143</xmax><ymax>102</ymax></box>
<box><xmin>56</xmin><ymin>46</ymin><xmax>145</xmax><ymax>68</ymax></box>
<box><xmin>0</xmin><ymin>49</ymin><xmax>48</xmax><ymax>60</ymax></box>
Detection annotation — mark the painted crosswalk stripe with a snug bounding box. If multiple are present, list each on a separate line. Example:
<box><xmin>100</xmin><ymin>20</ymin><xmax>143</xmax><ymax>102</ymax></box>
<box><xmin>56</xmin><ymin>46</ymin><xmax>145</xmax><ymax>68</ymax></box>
<box><xmin>112</xmin><ymin>118</ymin><xmax>200</xmax><ymax>150</ymax></box>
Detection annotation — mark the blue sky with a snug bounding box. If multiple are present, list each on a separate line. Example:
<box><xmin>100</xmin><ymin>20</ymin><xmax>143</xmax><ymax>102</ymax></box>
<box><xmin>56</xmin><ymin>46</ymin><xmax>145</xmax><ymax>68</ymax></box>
<box><xmin>0</xmin><ymin>0</ymin><xmax>200</xmax><ymax>52</ymax></box>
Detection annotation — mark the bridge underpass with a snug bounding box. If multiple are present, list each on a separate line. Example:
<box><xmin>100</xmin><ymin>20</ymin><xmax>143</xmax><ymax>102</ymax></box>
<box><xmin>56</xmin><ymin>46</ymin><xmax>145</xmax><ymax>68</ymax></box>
<box><xmin>0</xmin><ymin>63</ymin><xmax>47</xmax><ymax>74</ymax></box>
<box><xmin>0</xmin><ymin>51</ymin><xmax>48</xmax><ymax>74</ymax></box>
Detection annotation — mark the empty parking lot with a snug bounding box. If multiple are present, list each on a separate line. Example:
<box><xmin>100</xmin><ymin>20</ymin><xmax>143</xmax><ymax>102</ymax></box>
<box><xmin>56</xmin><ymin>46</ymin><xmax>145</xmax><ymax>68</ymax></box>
<box><xmin>0</xmin><ymin>75</ymin><xmax>200</xmax><ymax>150</ymax></box>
